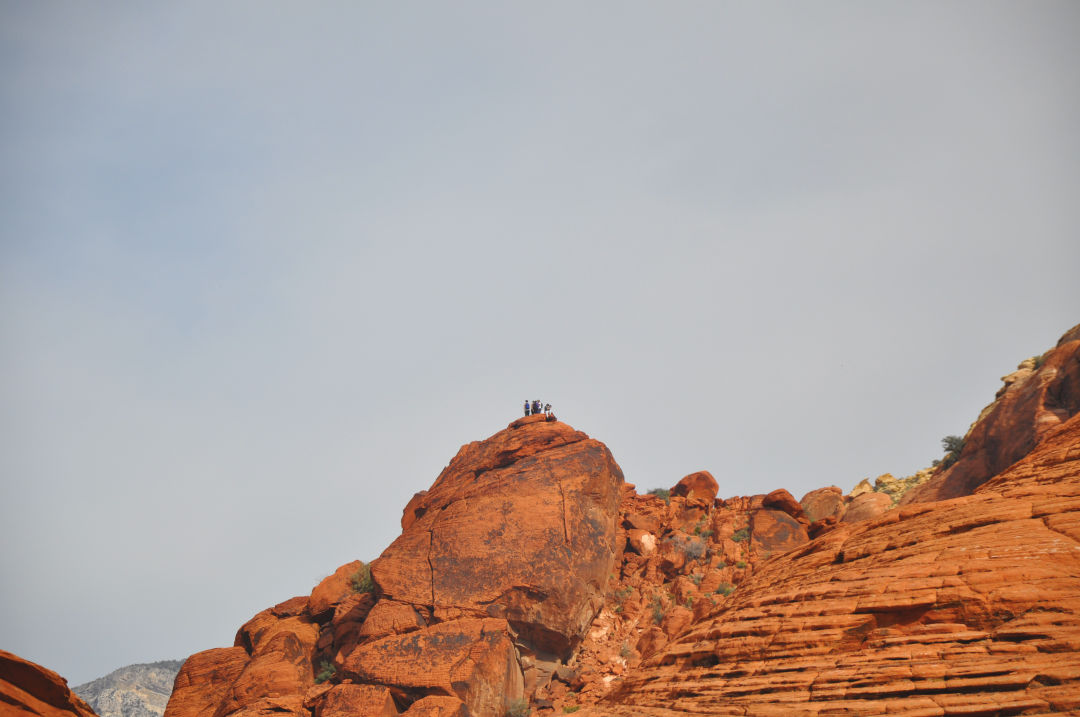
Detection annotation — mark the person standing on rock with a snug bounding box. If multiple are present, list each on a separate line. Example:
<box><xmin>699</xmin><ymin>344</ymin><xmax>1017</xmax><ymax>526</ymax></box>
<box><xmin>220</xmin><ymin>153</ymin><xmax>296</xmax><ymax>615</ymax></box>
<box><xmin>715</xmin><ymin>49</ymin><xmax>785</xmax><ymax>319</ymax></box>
<box><xmin>532</xmin><ymin>400</ymin><xmax>542</xmax><ymax>415</ymax></box>
<box><xmin>544</xmin><ymin>403</ymin><xmax>552</xmax><ymax>416</ymax></box>
<box><xmin>524</xmin><ymin>400</ymin><xmax>531</xmax><ymax>416</ymax></box>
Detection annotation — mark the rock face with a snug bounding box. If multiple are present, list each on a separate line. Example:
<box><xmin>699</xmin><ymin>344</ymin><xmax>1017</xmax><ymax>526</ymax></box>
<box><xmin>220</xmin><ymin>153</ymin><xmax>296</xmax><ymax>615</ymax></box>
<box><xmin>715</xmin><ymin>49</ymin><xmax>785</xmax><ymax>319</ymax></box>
<box><xmin>903</xmin><ymin>324</ymin><xmax>1080</xmax><ymax>504</ymax></box>
<box><xmin>0</xmin><ymin>649</ymin><xmax>98</xmax><ymax>717</ymax></box>
<box><xmin>73</xmin><ymin>660</ymin><xmax>183</xmax><ymax>717</ymax></box>
<box><xmin>164</xmin><ymin>416</ymin><xmax>624</xmax><ymax>717</ymax></box>
<box><xmin>581</xmin><ymin>412</ymin><xmax>1080</xmax><ymax>715</ymax></box>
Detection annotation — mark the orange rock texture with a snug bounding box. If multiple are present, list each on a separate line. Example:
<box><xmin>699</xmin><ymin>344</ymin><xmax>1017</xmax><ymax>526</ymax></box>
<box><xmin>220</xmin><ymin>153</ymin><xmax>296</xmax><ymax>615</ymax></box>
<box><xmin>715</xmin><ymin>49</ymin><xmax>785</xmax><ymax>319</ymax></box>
<box><xmin>165</xmin><ymin>416</ymin><xmax>624</xmax><ymax>717</ymax></box>
<box><xmin>576</xmin><ymin>413</ymin><xmax>1080</xmax><ymax>716</ymax></box>
<box><xmin>0</xmin><ymin>649</ymin><xmax>97</xmax><ymax>717</ymax></box>
<box><xmin>904</xmin><ymin>323</ymin><xmax>1080</xmax><ymax>504</ymax></box>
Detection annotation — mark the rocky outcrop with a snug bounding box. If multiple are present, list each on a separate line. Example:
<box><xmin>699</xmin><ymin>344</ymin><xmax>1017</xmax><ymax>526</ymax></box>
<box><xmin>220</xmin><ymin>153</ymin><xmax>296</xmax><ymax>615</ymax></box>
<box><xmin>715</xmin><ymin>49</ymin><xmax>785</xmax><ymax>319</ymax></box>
<box><xmin>0</xmin><ymin>650</ymin><xmax>98</xmax><ymax>717</ymax></box>
<box><xmin>164</xmin><ymin>416</ymin><xmax>624</xmax><ymax>717</ymax></box>
<box><xmin>73</xmin><ymin>660</ymin><xmax>182</xmax><ymax>717</ymax></box>
<box><xmin>903</xmin><ymin>323</ymin><xmax>1080</xmax><ymax>504</ymax></box>
<box><xmin>579</xmin><ymin>412</ymin><xmax>1080</xmax><ymax>715</ymax></box>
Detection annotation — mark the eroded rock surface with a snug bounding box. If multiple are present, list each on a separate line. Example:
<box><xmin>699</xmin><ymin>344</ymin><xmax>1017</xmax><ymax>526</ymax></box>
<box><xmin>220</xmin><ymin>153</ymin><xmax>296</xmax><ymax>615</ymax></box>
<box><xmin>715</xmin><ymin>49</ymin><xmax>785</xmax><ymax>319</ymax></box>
<box><xmin>903</xmin><ymin>324</ymin><xmax>1080</xmax><ymax>504</ymax></box>
<box><xmin>0</xmin><ymin>649</ymin><xmax>98</xmax><ymax>717</ymax></box>
<box><xmin>164</xmin><ymin>416</ymin><xmax>624</xmax><ymax>717</ymax></box>
<box><xmin>580</xmin><ymin>413</ymin><xmax>1080</xmax><ymax>715</ymax></box>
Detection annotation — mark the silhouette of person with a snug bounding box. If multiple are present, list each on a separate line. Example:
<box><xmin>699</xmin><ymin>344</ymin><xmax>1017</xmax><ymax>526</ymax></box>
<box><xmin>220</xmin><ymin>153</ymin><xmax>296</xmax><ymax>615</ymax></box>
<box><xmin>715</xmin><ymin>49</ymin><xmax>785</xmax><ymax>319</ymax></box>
<box><xmin>524</xmin><ymin>400</ymin><xmax>531</xmax><ymax>416</ymax></box>
<box><xmin>532</xmin><ymin>400</ymin><xmax>541</xmax><ymax>415</ymax></box>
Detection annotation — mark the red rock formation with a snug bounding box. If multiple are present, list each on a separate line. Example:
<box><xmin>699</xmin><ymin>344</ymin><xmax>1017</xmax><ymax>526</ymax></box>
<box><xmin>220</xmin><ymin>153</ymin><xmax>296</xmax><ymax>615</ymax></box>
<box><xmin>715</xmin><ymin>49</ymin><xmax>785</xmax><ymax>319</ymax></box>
<box><xmin>0</xmin><ymin>650</ymin><xmax>97</xmax><ymax>717</ymax></box>
<box><xmin>799</xmin><ymin>485</ymin><xmax>844</xmax><ymax>522</ymax></box>
<box><xmin>839</xmin><ymin>490</ymin><xmax>891</xmax><ymax>523</ymax></box>
<box><xmin>903</xmin><ymin>323</ymin><xmax>1080</xmax><ymax>504</ymax></box>
<box><xmin>165</xmin><ymin>416</ymin><xmax>624</xmax><ymax>717</ymax></box>
<box><xmin>670</xmin><ymin>471</ymin><xmax>718</xmax><ymax>506</ymax></box>
<box><xmin>164</xmin><ymin>648</ymin><xmax>249</xmax><ymax>717</ymax></box>
<box><xmin>371</xmin><ymin>415</ymin><xmax>624</xmax><ymax>657</ymax></box>
<box><xmin>579</xmin><ymin>413</ymin><xmax>1080</xmax><ymax>715</ymax></box>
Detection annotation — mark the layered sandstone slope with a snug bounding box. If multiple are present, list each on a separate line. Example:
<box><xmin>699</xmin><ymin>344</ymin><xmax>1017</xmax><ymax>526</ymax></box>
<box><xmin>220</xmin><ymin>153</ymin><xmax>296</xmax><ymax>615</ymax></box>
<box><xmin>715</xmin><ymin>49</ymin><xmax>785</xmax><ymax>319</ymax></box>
<box><xmin>903</xmin><ymin>324</ymin><xmax>1080</xmax><ymax>504</ymax></box>
<box><xmin>0</xmin><ymin>650</ymin><xmax>98</xmax><ymax>717</ymax></box>
<box><xmin>582</xmin><ymin>413</ymin><xmax>1080</xmax><ymax>716</ymax></box>
<box><xmin>164</xmin><ymin>416</ymin><xmax>624</xmax><ymax>717</ymax></box>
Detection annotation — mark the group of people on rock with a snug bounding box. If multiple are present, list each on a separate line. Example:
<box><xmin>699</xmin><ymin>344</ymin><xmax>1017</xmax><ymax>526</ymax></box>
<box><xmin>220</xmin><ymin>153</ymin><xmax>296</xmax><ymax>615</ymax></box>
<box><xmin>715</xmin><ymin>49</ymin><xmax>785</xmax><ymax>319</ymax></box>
<box><xmin>523</xmin><ymin>400</ymin><xmax>556</xmax><ymax>421</ymax></box>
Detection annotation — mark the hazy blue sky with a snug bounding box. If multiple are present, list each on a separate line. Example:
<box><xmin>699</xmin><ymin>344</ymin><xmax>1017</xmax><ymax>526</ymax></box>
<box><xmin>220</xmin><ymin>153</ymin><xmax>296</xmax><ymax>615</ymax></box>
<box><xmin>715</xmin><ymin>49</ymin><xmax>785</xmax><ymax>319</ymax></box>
<box><xmin>2</xmin><ymin>2</ymin><xmax>1078</xmax><ymax>685</ymax></box>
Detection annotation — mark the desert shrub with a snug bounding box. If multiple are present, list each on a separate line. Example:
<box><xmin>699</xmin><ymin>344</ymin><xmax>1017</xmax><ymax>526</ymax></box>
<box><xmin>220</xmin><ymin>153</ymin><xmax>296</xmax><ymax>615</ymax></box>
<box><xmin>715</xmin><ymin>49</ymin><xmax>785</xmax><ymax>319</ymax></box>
<box><xmin>314</xmin><ymin>660</ymin><xmax>336</xmax><ymax>684</ymax></box>
<box><xmin>684</xmin><ymin>596</ymin><xmax>694</xmax><ymax>608</ymax></box>
<box><xmin>619</xmin><ymin>642</ymin><xmax>634</xmax><ymax>659</ymax></box>
<box><xmin>700</xmin><ymin>528</ymin><xmax>714</xmax><ymax>539</ymax></box>
<box><xmin>651</xmin><ymin>596</ymin><xmax>665</xmax><ymax>624</ymax></box>
<box><xmin>715</xmin><ymin>583</ymin><xmax>734</xmax><ymax>596</ymax></box>
<box><xmin>350</xmin><ymin>563</ymin><xmax>375</xmax><ymax>594</ymax></box>
<box><xmin>736</xmin><ymin>561</ymin><xmax>747</xmax><ymax>569</ymax></box>
<box><xmin>731</xmin><ymin>528</ymin><xmax>749</xmax><ymax>542</ymax></box>
<box><xmin>563</xmin><ymin>707</ymin><xmax>581</xmax><ymax>714</ymax></box>
<box><xmin>690</xmin><ymin>574</ymin><xmax>703</xmax><ymax>585</ymax></box>
<box><xmin>683</xmin><ymin>538</ymin><xmax>706</xmax><ymax>561</ymax></box>
<box><xmin>506</xmin><ymin>699</ymin><xmax>530</xmax><ymax>717</ymax></box>
<box><xmin>613</xmin><ymin>586</ymin><xmax>633</xmax><ymax>601</ymax></box>
<box><xmin>647</xmin><ymin>488</ymin><xmax>671</xmax><ymax>504</ymax></box>
<box><xmin>1033</xmin><ymin>354</ymin><xmax>1046</xmax><ymax>369</ymax></box>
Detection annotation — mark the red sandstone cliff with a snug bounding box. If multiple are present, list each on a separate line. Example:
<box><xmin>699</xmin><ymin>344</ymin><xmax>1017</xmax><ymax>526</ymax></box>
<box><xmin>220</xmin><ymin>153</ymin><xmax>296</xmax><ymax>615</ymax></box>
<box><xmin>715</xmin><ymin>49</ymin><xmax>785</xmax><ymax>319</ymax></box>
<box><xmin>0</xmin><ymin>650</ymin><xmax>98</xmax><ymax>717</ymax></box>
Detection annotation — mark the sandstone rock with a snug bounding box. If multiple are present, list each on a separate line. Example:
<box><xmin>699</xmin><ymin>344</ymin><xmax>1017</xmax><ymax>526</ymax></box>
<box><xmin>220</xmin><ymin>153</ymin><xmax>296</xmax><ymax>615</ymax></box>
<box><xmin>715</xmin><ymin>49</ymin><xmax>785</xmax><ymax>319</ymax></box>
<box><xmin>625</xmin><ymin>529</ymin><xmax>657</xmax><ymax>557</ymax></box>
<box><xmin>799</xmin><ymin>486</ymin><xmax>844</xmax><ymax>522</ymax></box>
<box><xmin>0</xmin><ymin>649</ymin><xmax>97</xmax><ymax>717</ymax></box>
<box><xmin>595</xmin><ymin>412</ymin><xmax>1080</xmax><ymax>715</ymax></box>
<box><xmin>316</xmin><ymin>684</ymin><xmax>397</xmax><ymax>717</ymax></box>
<box><xmin>904</xmin><ymin>325</ymin><xmax>1080</xmax><ymax>503</ymax></box>
<box><xmin>761</xmin><ymin>488</ymin><xmax>803</xmax><ymax>519</ymax></box>
<box><xmin>749</xmin><ymin>508</ymin><xmax>808</xmax><ymax>555</ymax></box>
<box><xmin>372</xmin><ymin>418</ymin><xmax>623</xmax><ymax>657</ymax></box>
<box><xmin>341</xmin><ymin>618</ymin><xmax>523</xmax><ymax>716</ymax></box>
<box><xmin>309</xmin><ymin>562</ymin><xmax>365</xmax><ymax>619</ymax></box>
<box><xmin>399</xmin><ymin>696</ymin><xmax>467</xmax><ymax>716</ymax></box>
<box><xmin>840</xmin><ymin>490</ymin><xmax>892</xmax><ymax>523</ymax></box>
<box><xmin>163</xmin><ymin>648</ymin><xmax>249</xmax><ymax>717</ymax></box>
<box><xmin>401</xmin><ymin>490</ymin><xmax>428</xmax><ymax>532</ymax></box>
<box><xmin>357</xmin><ymin>600</ymin><xmax>425</xmax><ymax>639</ymax></box>
<box><xmin>849</xmin><ymin>478</ymin><xmax>873</xmax><ymax>497</ymax></box>
<box><xmin>622</xmin><ymin>512</ymin><xmax>661</xmax><ymax>534</ymax></box>
<box><xmin>215</xmin><ymin>629</ymin><xmax>316</xmax><ymax>717</ymax></box>
<box><xmin>670</xmin><ymin>471</ymin><xmax>718</xmax><ymax>506</ymax></box>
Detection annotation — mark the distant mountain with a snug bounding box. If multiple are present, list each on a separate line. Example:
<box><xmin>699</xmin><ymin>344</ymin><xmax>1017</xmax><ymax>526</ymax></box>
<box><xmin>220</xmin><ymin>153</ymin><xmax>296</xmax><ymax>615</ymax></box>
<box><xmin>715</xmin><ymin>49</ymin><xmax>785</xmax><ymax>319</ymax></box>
<box><xmin>73</xmin><ymin>660</ymin><xmax>183</xmax><ymax>717</ymax></box>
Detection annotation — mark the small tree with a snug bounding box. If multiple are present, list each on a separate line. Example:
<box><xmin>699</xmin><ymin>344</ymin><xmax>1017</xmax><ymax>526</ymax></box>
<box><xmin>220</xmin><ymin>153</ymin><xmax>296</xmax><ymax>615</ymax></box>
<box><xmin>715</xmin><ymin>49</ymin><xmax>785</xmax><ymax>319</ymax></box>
<box><xmin>939</xmin><ymin>435</ymin><xmax>965</xmax><ymax>469</ymax></box>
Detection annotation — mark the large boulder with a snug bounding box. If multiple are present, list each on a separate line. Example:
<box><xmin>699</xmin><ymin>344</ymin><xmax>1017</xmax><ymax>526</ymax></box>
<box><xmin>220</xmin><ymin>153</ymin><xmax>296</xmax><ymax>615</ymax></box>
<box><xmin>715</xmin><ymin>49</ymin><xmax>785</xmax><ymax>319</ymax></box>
<box><xmin>670</xmin><ymin>471</ymin><xmax>718</xmax><ymax>506</ymax></box>
<box><xmin>839</xmin><ymin>490</ymin><xmax>892</xmax><ymax>523</ymax></box>
<box><xmin>372</xmin><ymin>415</ymin><xmax>624</xmax><ymax>656</ymax></box>
<box><xmin>0</xmin><ymin>650</ymin><xmax>97</xmax><ymax>717</ymax></box>
<box><xmin>799</xmin><ymin>485</ymin><xmax>844</xmax><ymax>522</ymax></box>
<box><xmin>164</xmin><ymin>648</ymin><xmax>250</xmax><ymax>717</ymax></box>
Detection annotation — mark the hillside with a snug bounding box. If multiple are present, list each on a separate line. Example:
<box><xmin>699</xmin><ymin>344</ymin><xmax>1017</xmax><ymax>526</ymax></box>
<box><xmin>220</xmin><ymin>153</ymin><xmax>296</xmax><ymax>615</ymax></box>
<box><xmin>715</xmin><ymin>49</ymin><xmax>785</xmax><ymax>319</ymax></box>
<box><xmin>72</xmin><ymin>661</ymin><xmax>183</xmax><ymax>717</ymax></box>
<box><xmin>157</xmin><ymin>325</ymin><xmax>1080</xmax><ymax>716</ymax></box>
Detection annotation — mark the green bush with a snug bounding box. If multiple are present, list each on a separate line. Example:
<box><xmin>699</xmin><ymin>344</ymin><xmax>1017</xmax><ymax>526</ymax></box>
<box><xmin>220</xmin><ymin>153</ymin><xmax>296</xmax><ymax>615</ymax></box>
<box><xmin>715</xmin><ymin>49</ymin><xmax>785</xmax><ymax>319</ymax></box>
<box><xmin>700</xmin><ymin>528</ymin><xmax>714</xmax><ymax>539</ymax></box>
<box><xmin>647</xmin><ymin>488</ymin><xmax>671</xmax><ymax>504</ymax></box>
<box><xmin>651</xmin><ymin>596</ymin><xmax>665</xmax><ymax>624</ymax></box>
<box><xmin>350</xmin><ymin>563</ymin><xmax>375</xmax><ymax>594</ymax></box>
<box><xmin>939</xmin><ymin>435</ymin><xmax>965</xmax><ymax>469</ymax></box>
<box><xmin>690</xmin><ymin>574</ymin><xmax>703</xmax><ymax>585</ymax></box>
<box><xmin>736</xmin><ymin>561</ymin><xmax>747</xmax><ymax>569</ymax></box>
<box><xmin>563</xmin><ymin>707</ymin><xmax>581</xmax><ymax>714</ymax></box>
<box><xmin>732</xmin><ymin>528</ymin><xmax>749</xmax><ymax>542</ymax></box>
<box><xmin>715</xmin><ymin>583</ymin><xmax>734</xmax><ymax>596</ymax></box>
<box><xmin>314</xmin><ymin>660</ymin><xmax>336</xmax><ymax>684</ymax></box>
<box><xmin>506</xmin><ymin>699</ymin><xmax>530</xmax><ymax>717</ymax></box>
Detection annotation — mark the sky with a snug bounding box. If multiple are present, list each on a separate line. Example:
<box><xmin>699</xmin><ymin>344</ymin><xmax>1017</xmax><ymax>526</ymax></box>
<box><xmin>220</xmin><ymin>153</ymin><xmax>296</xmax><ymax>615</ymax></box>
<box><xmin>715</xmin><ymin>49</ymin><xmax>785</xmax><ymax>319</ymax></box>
<box><xmin>1</xmin><ymin>2</ymin><xmax>1078</xmax><ymax>686</ymax></box>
